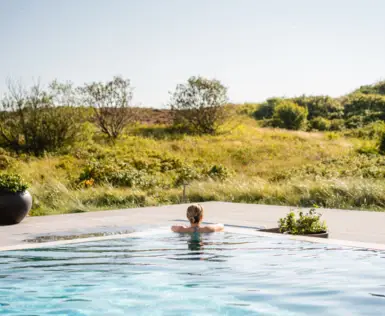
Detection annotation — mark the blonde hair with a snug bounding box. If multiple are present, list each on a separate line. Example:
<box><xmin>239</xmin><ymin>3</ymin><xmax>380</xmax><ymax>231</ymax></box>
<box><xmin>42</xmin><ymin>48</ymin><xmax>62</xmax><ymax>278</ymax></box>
<box><xmin>186</xmin><ymin>204</ymin><xmax>204</xmax><ymax>224</ymax></box>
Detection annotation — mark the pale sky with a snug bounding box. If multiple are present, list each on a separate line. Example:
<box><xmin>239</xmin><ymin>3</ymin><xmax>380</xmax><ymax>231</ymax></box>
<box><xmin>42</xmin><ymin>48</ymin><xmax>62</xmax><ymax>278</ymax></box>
<box><xmin>0</xmin><ymin>0</ymin><xmax>384</xmax><ymax>107</ymax></box>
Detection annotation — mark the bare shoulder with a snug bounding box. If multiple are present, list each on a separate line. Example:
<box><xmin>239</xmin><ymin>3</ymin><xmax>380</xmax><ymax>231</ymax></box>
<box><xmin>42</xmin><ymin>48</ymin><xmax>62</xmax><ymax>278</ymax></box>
<box><xmin>201</xmin><ymin>224</ymin><xmax>224</xmax><ymax>233</ymax></box>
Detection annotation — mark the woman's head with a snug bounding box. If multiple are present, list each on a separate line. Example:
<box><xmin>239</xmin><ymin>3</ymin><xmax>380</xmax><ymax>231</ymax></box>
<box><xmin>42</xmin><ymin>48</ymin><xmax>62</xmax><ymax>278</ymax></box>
<box><xmin>186</xmin><ymin>204</ymin><xmax>204</xmax><ymax>224</ymax></box>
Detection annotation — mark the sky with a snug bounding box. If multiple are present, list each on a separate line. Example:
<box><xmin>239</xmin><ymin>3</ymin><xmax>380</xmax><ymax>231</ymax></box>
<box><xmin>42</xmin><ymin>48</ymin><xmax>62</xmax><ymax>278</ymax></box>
<box><xmin>0</xmin><ymin>0</ymin><xmax>384</xmax><ymax>108</ymax></box>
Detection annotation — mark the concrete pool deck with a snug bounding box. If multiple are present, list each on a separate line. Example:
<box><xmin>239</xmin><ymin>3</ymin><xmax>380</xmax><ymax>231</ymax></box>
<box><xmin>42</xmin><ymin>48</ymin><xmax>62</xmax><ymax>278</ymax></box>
<box><xmin>1</xmin><ymin>202</ymin><xmax>385</xmax><ymax>250</ymax></box>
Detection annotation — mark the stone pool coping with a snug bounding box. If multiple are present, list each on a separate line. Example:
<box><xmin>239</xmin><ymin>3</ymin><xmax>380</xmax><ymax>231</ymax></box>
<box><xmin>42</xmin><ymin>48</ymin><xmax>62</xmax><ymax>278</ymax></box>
<box><xmin>1</xmin><ymin>202</ymin><xmax>385</xmax><ymax>251</ymax></box>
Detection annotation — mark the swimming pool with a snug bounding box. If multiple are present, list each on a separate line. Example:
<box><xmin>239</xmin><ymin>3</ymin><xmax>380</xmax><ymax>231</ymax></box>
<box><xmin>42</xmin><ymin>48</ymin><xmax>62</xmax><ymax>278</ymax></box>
<box><xmin>0</xmin><ymin>231</ymin><xmax>384</xmax><ymax>315</ymax></box>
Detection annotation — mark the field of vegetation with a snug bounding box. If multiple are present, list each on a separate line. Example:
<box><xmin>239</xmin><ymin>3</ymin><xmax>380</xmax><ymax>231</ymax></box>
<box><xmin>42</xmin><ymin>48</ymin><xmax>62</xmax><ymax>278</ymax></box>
<box><xmin>1</xmin><ymin>77</ymin><xmax>384</xmax><ymax>215</ymax></box>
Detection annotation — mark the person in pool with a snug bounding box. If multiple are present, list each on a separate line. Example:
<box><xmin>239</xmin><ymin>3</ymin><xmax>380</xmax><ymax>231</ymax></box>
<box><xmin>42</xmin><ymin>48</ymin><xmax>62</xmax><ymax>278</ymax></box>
<box><xmin>171</xmin><ymin>204</ymin><xmax>224</xmax><ymax>233</ymax></box>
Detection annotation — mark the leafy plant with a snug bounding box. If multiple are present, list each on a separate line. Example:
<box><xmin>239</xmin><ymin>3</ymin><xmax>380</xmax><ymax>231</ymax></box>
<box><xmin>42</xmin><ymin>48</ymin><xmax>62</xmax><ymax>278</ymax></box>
<box><xmin>292</xmin><ymin>95</ymin><xmax>343</xmax><ymax>120</ymax></box>
<box><xmin>0</xmin><ymin>80</ymin><xmax>79</xmax><ymax>156</ymax></box>
<box><xmin>272</xmin><ymin>100</ymin><xmax>308</xmax><ymax>130</ymax></box>
<box><xmin>278</xmin><ymin>209</ymin><xmax>327</xmax><ymax>235</ymax></box>
<box><xmin>206</xmin><ymin>164</ymin><xmax>233</xmax><ymax>181</ymax></box>
<box><xmin>309</xmin><ymin>117</ymin><xmax>331</xmax><ymax>131</ymax></box>
<box><xmin>79</xmin><ymin>76</ymin><xmax>135</xmax><ymax>139</ymax></box>
<box><xmin>169</xmin><ymin>76</ymin><xmax>228</xmax><ymax>135</ymax></box>
<box><xmin>0</xmin><ymin>173</ymin><xmax>29</xmax><ymax>193</ymax></box>
<box><xmin>175</xmin><ymin>165</ymin><xmax>201</xmax><ymax>186</ymax></box>
<box><xmin>379</xmin><ymin>134</ymin><xmax>385</xmax><ymax>155</ymax></box>
<box><xmin>254</xmin><ymin>98</ymin><xmax>282</xmax><ymax>119</ymax></box>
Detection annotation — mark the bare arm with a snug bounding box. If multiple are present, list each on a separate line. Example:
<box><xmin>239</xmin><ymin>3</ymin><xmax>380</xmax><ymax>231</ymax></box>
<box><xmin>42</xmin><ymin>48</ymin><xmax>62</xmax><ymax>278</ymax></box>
<box><xmin>201</xmin><ymin>224</ymin><xmax>224</xmax><ymax>233</ymax></box>
<box><xmin>171</xmin><ymin>225</ymin><xmax>185</xmax><ymax>233</ymax></box>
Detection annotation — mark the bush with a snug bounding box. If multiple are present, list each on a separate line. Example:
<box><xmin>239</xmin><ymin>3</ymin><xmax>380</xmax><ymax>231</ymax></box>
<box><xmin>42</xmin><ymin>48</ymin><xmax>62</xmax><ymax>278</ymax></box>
<box><xmin>344</xmin><ymin>115</ymin><xmax>364</xmax><ymax>129</ymax></box>
<box><xmin>0</xmin><ymin>81</ymin><xmax>79</xmax><ymax>156</ymax></box>
<box><xmin>345</xmin><ymin>121</ymin><xmax>385</xmax><ymax>140</ymax></box>
<box><xmin>78</xmin><ymin>160</ymin><xmax>159</xmax><ymax>189</ymax></box>
<box><xmin>380</xmin><ymin>134</ymin><xmax>385</xmax><ymax>155</ymax></box>
<box><xmin>254</xmin><ymin>98</ymin><xmax>282</xmax><ymax>119</ymax></box>
<box><xmin>206</xmin><ymin>165</ymin><xmax>233</xmax><ymax>181</ymax></box>
<box><xmin>236</xmin><ymin>103</ymin><xmax>259</xmax><ymax>116</ymax></box>
<box><xmin>0</xmin><ymin>173</ymin><xmax>29</xmax><ymax>193</ymax></box>
<box><xmin>0</xmin><ymin>154</ymin><xmax>14</xmax><ymax>170</ymax></box>
<box><xmin>344</xmin><ymin>93</ymin><xmax>385</xmax><ymax>123</ymax></box>
<box><xmin>169</xmin><ymin>76</ymin><xmax>228</xmax><ymax>135</ymax></box>
<box><xmin>272</xmin><ymin>101</ymin><xmax>308</xmax><ymax>130</ymax></box>
<box><xmin>353</xmin><ymin>80</ymin><xmax>385</xmax><ymax>96</ymax></box>
<box><xmin>175</xmin><ymin>165</ymin><xmax>201</xmax><ymax>186</ymax></box>
<box><xmin>309</xmin><ymin>117</ymin><xmax>331</xmax><ymax>131</ymax></box>
<box><xmin>278</xmin><ymin>209</ymin><xmax>327</xmax><ymax>235</ymax></box>
<box><xmin>329</xmin><ymin>119</ymin><xmax>345</xmax><ymax>131</ymax></box>
<box><xmin>293</xmin><ymin>95</ymin><xmax>343</xmax><ymax>120</ymax></box>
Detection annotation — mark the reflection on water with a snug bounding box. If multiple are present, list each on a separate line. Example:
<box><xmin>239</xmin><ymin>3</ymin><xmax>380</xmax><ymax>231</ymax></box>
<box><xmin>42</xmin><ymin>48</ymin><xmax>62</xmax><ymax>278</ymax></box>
<box><xmin>187</xmin><ymin>233</ymin><xmax>204</xmax><ymax>251</ymax></box>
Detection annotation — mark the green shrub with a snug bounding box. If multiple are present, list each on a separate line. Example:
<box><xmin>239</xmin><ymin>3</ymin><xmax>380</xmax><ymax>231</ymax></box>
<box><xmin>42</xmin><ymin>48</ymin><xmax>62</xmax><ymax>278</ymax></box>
<box><xmin>0</xmin><ymin>82</ymin><xmax>80</xmax><ymax>156</ymax></box>
<box><xmin>272</xmin><ymin>101</ymin><xmax>308</xmax><ymax>130</ymax></box>
<box><xmin>380</xmin><ymin>134</ymin><xmax>385</xmax><ymax>155</ymax></box>
<box><xmin>309</xmin><ymin>117</ymin><xmax>331</xmax><ymax>131</ymax></box>
<box><xmin>293</xmin><ymin>95</ymin><xmax>343</xmax><ymax>120</ymax></box>
<box><xmin>344</xmin><ymin>93</ymin><xmax>385</xmax><ymax>123</ymax></box>
<box><xmin>352</xmin><ymin>80</ymin><xmax>385</xmax><ymax>96</ymax></box>
<box><xmin>345</xmin><ymin>121</ymin><xmax>385</xmax><ymax>140</ymax></box>
<box><xmin>278</xmin><ymin>209</ymin><xmax>327</xmax><ymax>235</ymax></box>
<box><xmin>236</xmin><ymin>103</ymin><xmax>259</xmax><ymax>116</ymax></box>
<box><xmin>329</xmin><ymin>119</ymin><xmax>345</xmax><ymax>131</ymax></box>
<box><xmin>78</xmin><ymin>160</ymin><xmax>159</xmax><ymax>189</ymax></box>
<box><xmin>0</xmin><ymin>173</ymin><xmax>29</xmax><ymax>193</ymax></box>
<box><xmin>254</xmin><ymin>98</ymin><xmax>282</xmax><ymax>119</ymax></box>
<box><xmin>175</xmin><ymin>165</ymin><xmax>201</xmax><ymax>186</ymax></box>
<box><xmin>345</xmin><ymin>115</ymin><xmax>365</xmax><ymax>129</ymax></box>
<box><xmin>0</xmin><ymin>154</ymin><xmax>14</xmax><ymax>170</ymax></box>
<box><xmin>356</xmin><ymin>143</ymin><xmax>379</xmax><ymax>155</ymax></box>
<box><xmin>206</xmin><ymin>164</ymin><xmax>233</xmax><ymax>181</ymax></box>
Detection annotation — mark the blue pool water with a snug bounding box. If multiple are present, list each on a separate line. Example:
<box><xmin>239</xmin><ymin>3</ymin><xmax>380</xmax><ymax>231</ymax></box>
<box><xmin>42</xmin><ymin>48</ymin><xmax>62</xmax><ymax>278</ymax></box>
<box><xmin>0</xmin><ymin>232</ymin><xmax>384</xmax><ymax>315</ymax></box>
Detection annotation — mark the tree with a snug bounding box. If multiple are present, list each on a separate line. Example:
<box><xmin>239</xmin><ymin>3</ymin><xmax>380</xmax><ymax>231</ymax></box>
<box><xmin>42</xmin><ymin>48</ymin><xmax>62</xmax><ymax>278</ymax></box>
<box><xmin>79</xmin><ymin>76</ymin><xmax>135</xmax><ymax>139</ymax></box>
<box><xmin>272</xmin><ymin>100</ymin><xmax>308</xmax><ymax>130</ymax></box>
<box><xmin>0</xmin><ymin>80</ymin><xmax>78</xmax><ymax>156</ymax></box>
<box><xmin>169</xmin><ymin>76</ymin><xmax>228</xmax><ymax>134</ymax></box>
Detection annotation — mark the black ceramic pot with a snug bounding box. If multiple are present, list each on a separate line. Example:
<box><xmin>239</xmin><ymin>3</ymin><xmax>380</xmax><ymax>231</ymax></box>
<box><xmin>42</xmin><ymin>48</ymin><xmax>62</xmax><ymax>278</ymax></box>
<box><xmin>0</xmin><ymin>190</ymin><xmax>32</xmax><ymax>225</ymax></box>
<box><xmin>260</xmin><ymin>227</ymin><xmax>329</xmax><ymax>238</ymax></box>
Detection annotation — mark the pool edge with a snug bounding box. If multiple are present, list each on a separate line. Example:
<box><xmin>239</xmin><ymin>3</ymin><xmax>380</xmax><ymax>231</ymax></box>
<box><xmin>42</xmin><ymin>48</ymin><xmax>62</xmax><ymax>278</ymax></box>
<box><xmin>0</xmin><ymin>226</ymin><xmax>385</xmax><ymax>252</ymax></box>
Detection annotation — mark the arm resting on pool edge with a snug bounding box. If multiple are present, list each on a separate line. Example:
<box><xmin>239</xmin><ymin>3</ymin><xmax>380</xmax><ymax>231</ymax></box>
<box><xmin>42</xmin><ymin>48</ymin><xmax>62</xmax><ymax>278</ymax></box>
<box><xmin>203</xmin><ymin>224</ymin><xmax>224</xmax><ymax>232</ymax></box>
<box><xmin>171</xmin><ymin>225</ymin><xmax>186</xmax><ymax>232</ymax></box>
<box><xmin>170</xmin><ymin>224</ymin><xmax>224</xmax><ymax>233</ymax></box>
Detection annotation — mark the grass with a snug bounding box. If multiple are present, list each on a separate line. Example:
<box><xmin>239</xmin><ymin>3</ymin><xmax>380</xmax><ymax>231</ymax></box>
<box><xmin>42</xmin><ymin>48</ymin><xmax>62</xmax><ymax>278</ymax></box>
<box><xmin>2</xmin><ymin>115</ymin><xmax>385</xmax><ymax>215</ymax></box>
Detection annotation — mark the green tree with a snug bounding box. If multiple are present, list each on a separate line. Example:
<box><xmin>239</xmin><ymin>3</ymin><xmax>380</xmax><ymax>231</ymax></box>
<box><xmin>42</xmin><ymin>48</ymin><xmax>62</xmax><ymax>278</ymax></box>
<box><xmin>272</xmin><ymin>100</ymin><xmax>308</xmax><ymax>130</ymax></box>
<box><xmin>79</xmin><ymin>76</ymin><xmax>135</xmax><ymax>139</ymax></box>
<box><xmin>0</xmin><ymin>80</ymin><xmax>79</xmax><ymax>156</ymax></box>
<box><xmin>169</xmin><ymin>76</ymin><xmax>228</xmax><ymax>134</ymax></box>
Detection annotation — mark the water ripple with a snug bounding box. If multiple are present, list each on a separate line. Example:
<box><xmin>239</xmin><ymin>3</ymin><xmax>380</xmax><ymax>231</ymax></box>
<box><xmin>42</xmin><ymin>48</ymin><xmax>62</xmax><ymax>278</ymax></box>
<box><xmin>0</xmin><ymin>232</ymin><xmax>384</xmax><ymax>316</ymax></box>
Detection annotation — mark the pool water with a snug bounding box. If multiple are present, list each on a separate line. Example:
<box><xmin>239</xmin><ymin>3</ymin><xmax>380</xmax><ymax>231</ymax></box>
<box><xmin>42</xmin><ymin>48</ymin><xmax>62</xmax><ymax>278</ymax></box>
<box><xmin>0</xmin><ymin>232</ymin><xmax>384</xmax><ymax>315</ymax></box>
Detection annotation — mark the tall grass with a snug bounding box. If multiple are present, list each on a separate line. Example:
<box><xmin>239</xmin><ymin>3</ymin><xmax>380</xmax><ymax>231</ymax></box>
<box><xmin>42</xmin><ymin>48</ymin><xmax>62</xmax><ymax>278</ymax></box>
<box><xmin>4</xmin><ymin>118</ymin><xmax>384</xmax><ymax>215</ymax></box>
